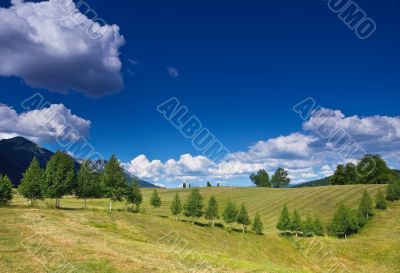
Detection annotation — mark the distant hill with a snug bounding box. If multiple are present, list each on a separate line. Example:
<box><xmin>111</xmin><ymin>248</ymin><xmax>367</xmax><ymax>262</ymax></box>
<box><xmin>292</xmin><ymin>176</ymin><xmax>331</xmax><ymax>188</ymax></box>
<box><xmin>0</xmin><ymin>136</ymin><xmax>157</xmax><ymax>188</ymax></box>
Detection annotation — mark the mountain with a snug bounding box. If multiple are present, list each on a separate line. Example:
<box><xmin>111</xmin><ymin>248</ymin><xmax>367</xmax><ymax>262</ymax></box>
<box><xmin>0</xmin><ymin>137</ymin><xmax>53</xmax><ymax>186</ymax></box>
<box><xmin>0</xmin><ymin>136</ymin><xmax>157</xmax><ymax>188</ymax></box>
<box><xmin>81</xmin><ymin>159</ymin><xmax>159</xmax><ymax>188</ymax></box>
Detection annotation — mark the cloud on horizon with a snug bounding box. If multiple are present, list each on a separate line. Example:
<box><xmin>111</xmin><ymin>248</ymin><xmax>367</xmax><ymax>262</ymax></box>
<box><xmin>124</xmin><ymin>108</ymin><xmax>400</xmax><ymax>187</ymax></box>
<box><xmin>0</xmin><ymin>0</ymin><xmax>125</xmax><ymax>97</ymax></box>
<box><xmin>0</xmin><ymin>103</ymin><xmax>91</xmax><ymax>143</ymax></box>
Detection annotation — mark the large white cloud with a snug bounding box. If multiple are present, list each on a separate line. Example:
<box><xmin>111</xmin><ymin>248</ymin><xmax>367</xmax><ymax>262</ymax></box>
<box><xmin>0</xmin><ymin>103</ymin><xmax>91</xmax><ymax>143</ymax></box>
<box><xmin>124</xmin><ymin>109</ymin><xmax>400</xmax><ymax>187</ymax></box>
<box><xmin>0</xmin><ymin>0</ymin><xmax>125</xmax><ymax>97</ymax></box>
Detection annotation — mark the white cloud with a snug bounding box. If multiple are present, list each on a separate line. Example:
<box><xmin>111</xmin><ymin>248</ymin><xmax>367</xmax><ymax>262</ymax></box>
<box><xmin>124</xmin><ymin>108</ymin><xmax>400</xmax><ymax>187</ymax></box>
<box><xmin>0</xmin><ymin>0</ymin><xmax>125</xmax><ymax>97</ymax></box>
<box><xmin>166</xmin><ymin>66</ymin><xmax>179</xmax><ymax>78</ymax></box>
<box><xmin>0</xmin><ymin>103</ymin><xmax>91</xmax><ymax>143</ymax></box>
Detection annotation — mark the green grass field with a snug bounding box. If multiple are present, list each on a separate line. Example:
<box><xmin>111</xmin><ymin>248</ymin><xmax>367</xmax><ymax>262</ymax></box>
<box><xmin>1</xmin><ymin>185</ymin><xmax>399</xmax><ymax>273</ymax></box>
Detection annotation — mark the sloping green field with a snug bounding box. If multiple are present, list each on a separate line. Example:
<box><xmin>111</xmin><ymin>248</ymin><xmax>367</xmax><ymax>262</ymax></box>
<box><xmin>1</xmin><ymin>185</ymin><xmax>399</xmax><ymax>273</ymax></box>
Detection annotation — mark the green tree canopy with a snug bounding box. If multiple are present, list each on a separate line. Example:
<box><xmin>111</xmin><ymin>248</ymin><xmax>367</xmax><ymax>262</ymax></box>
<box><xmin>270</xmin><ymin>167</ymin><xmax>290</xmax><ymax>188</ymax></box>
<box><xmin>358</xmin><ymin>190</ymin><xmax>373</xmax><ymax>220</ymax></box>
<box><xmin>250</xmin><ymin>169</ymin><xmax>271</xmax><ymax>187</ymax></box>
<box><xmin>206</xmin><ymin>181</ymin><xmax>212</xmax><ymax>187</ymax></box>
<box><xmin>290</xmin><ymin>210</ymin><xmax>302</xmax><ymax>237</ymax></box>
<box><xmin>125</xmin><ymin>181</ymin><xmax>143</xmax><ymax>210</ymax></box>
<box><xmin>313</xmin><ymin>217</ymin><xmax>324</xmax><ymax>237</ymax></box>
<box><xmin>375</xmin><ymin>190</ymin><xmax>387</xmax><ymax>210</ymax></box>
<box><xmin>329</xmin><ymin>203</ymin><xmax>359</xmax><ymax>238</ymax></box>
<box><xmin>184</xmin><ymin>188</ymin><xmax>203</xmax><ymax>223</ymax></box>
<box><xmin>150</xmin><ymin>189</ymin><xmax>162</xmax><ymax>212</ymax></box>
<box><xmin>302</xmin><ymin>215</ymin><xmax>314</xmax><ymax>237</ymax></box>
<box><xmin>386</xmin><ymin>180</ymin><xmax>400</xmax><ymax>201</ymax></box>
<box><xmin>222</xmin><ymin>200</ymin><xmax>238</xmax><ymax>230</ymax></box>
<box><xmin>252</xmin><ymin>213</ymin><xmax>264</xmax><ymax>235</ymax></box>
<box><xmin>205</xmin><ymin>195</ymin><xmax>219</xmax><ymax>227</ymax></box>
<box><xmin>44</xmin><ymin>151</ymin><xmax>75</xmax><ymax>208</ymax></box>
<box><xmin>237</xmin><ymin>203</ymin><xmax>251</xmax><ymax>233</ymax></box>
<box><xmin>18</xmin><ymin>157</ymin><xmax>44</xmax><ymax>205</ymax></box>
<box><xmin>0</xmin><ymin>175</ymin><xmax>13</xmax><ymax>206</ymax></box>
<box><xmin>276</xmin><ymin>204</ymin><xmax>291</xmax><ymax>233</ymax></box>
<box><xmin>76</xmin><ymin>160</ymin><xmax>97</xmax><ymax>209</ymax></box>
<box><xmin>170</xmin><ymin>192</ymin><xmax>182</xmax><ymax>220</ymax></box>
<box><xmin>357</xmin><ymin>154</ymin><xmax>395</xmax><ymax>184</ymax></box>
<box><xmin>330</xmin><ymin>164</ymin><xmax>347</xmax><ymax>185</ymax></box>
<box><xmin>102</xmin><ymin>155</ymin><xmax>128</xmax><ymax>211</ymax></box>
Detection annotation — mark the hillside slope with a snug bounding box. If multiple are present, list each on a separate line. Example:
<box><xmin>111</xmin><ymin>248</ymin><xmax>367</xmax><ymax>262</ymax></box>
<box><xmin>2</xmin><ymin>185</ymin><xmax>398</xmax><ymax>273</ymax></box>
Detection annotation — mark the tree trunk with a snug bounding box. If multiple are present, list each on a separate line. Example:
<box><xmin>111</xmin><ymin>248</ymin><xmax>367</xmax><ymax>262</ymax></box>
<box><xmin>243</xmin><ymin>225</ymin><xmax>245</xmax><ymax>234</ymax></box>
<box><xmin>84</xmin><ymin>198</ymin><xmax>87</xmax><ymax>210</ymax></box>
<box><xmin>212</xmin><ymin>220</ymin><xmax>215</xmax><ymax>227</ymax></box>
<box><xmin>295</xmin><ymin>231</ymin><xmax>298</xmax><ymax>237</ymax></box>
<box><xmin>344</xmin><ymin>233</ymin><xmax>347</xmax><ymax>239</ymax></box>
<box><xmin>28</xmin><ymin>199</ymin><xmax>32</xmax><ymax>206</ymax></box>
<box><xmin>176</xmin><ymin>216</ymin><xmax>178</xmax><ymax>221</ymax></box>
<box><xmin>109</xmin><ymin>200</ymin><xmax>112</xmax><ymax>212</ymax></box>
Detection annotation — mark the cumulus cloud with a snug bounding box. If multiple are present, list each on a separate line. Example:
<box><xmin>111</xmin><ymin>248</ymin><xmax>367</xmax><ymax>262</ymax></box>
<box><xmin>166</xmin><ymin>66</ymin><xmax>179</xmax><ymax>78</ymax></box>
<box><xmin>0</xmin><ymin>0</ymin><xmax>125</xmax><ymax>97</ymax></box>
<box><xmin>124</xmin><ymin>108</ymin><xmax>400</xmax><ymax>187</ymax></box>
<box><xmin>0</xmin><ymin>103</ymin><xmax>91</xmax><ymax>143</ymax></box>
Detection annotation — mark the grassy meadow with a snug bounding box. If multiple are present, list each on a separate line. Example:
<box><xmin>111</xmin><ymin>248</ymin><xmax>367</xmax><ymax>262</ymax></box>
<box><xmin>1</xmin><ymin>185</ymin><xmax>399</xmax><ymax>273</ymax></box>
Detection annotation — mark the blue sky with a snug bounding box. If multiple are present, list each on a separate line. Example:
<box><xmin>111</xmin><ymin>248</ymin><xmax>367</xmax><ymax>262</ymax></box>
<box><xmin>0</xmin><ymin>0</ymin><xmax>399</xmax><ymax>187</ymax></box>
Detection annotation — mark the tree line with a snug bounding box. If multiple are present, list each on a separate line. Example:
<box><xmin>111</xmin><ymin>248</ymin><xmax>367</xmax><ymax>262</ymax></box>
<box><xmin>250</xmin><ymin>167</ymin><xmax>290</xmax><ymax>188</ymax></box>
<box><xmin>146</xmin><ymin>188</ymin><xmax>265</xmax><ymax>234</ymax></box>
<box><xmin>0</xmin><ymin>151</ymin><xmax>143</xmax><ymax>211</ymax></box>
<box><xmin>330</xmin><ymin>154</ymin><xmax>398</xmax><ymax>185</ymax></box>
<box><xmin>276</xmin><ymin>188</ymin><xmax>396</xmax><ymax>239</ymax></box>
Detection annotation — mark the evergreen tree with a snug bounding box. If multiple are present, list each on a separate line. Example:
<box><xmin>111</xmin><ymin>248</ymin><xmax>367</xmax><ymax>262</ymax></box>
<box><xmin>184</xmin><ymin>188</ymin><xmax>203</xmax><ymax>224</ymax></box>
<box><xmin>250</xmin><ymin>169</ymin><xmax>271</xmax><ymax>187</ymax></box>
<box><xmin>237</xmin><ymin>203</ymin><xmax>250</xmax><ymax>233</ymax></box>
<box><xmin>222</xmin><ymin>200</ymin><xmax>238</xmax><ymax>230</ymax></box>
<box><xmin>102</xmin><ymin>155</ymin><xmax>128</xmax><ymax>211</ymax></box>
<box><xmin>170</xmin><ymin>192</ymin><xmax>182</xmax><ymax>220</ymax></box>
<box><xmin>329</xmin><ymin>203</ymin><xmax>359</xmax><ymax>238</ymax></box>
<box><xmin>386</xmin><ymin>180</ymin><xmax>400</xmax><ymax>201</ymax></box>
<box><xmin>18</xmin><ymin>157</ymin><xmax>44</xmax><ymax>206</ymax></box>
<box><xmin>205</xmin><ymin>195</ymin><xmax>219</xmax><ymax>227</ymax></box>
<box><xmin>125</xmin><ymin>181</ymin><xmax>143</xmax><ymax>210</ymax></box>
<box><xmin>270</xmin><ymin>167</ymin><xmax>290</xmax><ymax>188</ymax></box>
<box><xmin>375</xmin><ymin>190</ymin><xmax>387</xmax><ymax>210</ymax></box>
<box><xmin>207</xmin><ymin>181</ymin><xmax>212</xmax><ymax>187</ymax></box>
<box><xmin>76</xmin><ymin>160</ymin><xmax>95</xmax><ymax>209</ymax></box>
<box><xmin>150</xmin><ymin>189</ymin><xmax>162</xmax><ymax>213</ymax></box>
<box><xmin>276</xmin><ymin>205</ymin><xmax>291</xmax><ymax>234</ymax></box>
<box><xmin>290</xmin><ymin>210</ymin><xmax>302</xmax><ymax>237</ymax></box>
<box><xmin>252</xmin><ymin>213</ymin><xmax>264</xmax><ymax>234</ymax></box>
<box><xmin>0</xmin><ymin>175</ymin><xmax>13</xmax><ymax>206</ymax></box>
<box><xmin>358</xmin><ymin>190</ymin><xmax>373</xmax><ymax>220</ymax></box>
<box><xmin>44</xmin><ymin>151</ymin><xmax>75</xmax><ymax>208</ymax></box>
<box><xmin>313</xmin><ymin>217</ymin><xmax>324</xmax><ymax>237</ymax></box>
<box><xmin>302</xmin><ymin>215</ymin><xmax>314</xmax><ymax>237</ymax></box>
<box><xmin>182</xmin><ymin>183</ymin><xmax>187</xmax><ymax>189</ymax></box>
